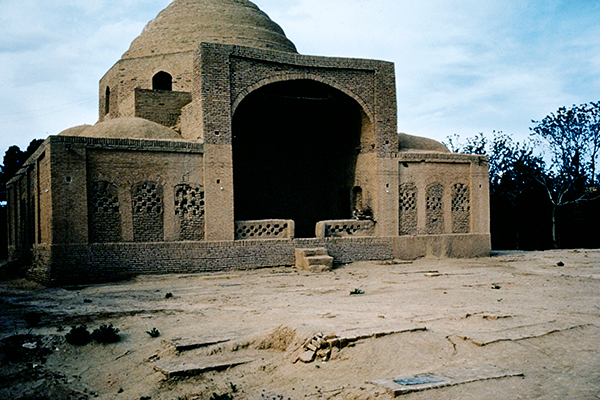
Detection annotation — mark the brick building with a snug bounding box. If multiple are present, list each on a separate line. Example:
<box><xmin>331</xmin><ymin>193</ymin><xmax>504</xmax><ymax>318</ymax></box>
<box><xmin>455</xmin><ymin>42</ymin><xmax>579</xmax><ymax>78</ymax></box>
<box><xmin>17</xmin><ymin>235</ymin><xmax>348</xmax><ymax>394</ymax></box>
<box><xmin>7</xmin><ymin>0</ymin><xmax>490</xmax><ymax>285</ymax></box>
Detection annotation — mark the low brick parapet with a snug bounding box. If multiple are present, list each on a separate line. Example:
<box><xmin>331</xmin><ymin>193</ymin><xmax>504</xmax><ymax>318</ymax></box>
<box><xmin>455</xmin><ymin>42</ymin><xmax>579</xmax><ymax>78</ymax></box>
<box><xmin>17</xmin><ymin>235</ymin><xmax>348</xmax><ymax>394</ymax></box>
<box><xmin>234</xmin><ymin>220</ymin><xmax>295</xmax><ymax>240</ymax></box>
<box><xmin>315</xmin><ymin>219</ymin><xmax>375</xmax><ymax>238</ymax></box>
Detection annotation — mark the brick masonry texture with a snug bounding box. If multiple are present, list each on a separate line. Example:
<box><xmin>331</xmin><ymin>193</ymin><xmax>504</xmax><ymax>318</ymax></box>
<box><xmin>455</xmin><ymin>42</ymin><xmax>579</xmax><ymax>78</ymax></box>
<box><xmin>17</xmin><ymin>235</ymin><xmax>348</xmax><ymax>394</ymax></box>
<box><xmin>28</xmin><ymin>234</ymin><xmax>490</xmax><ymax>286</ymax></box>
<box><xmin>7</xmin><ymin>0</ymin><xmax>491</xmax><ymax>286</ymax></box>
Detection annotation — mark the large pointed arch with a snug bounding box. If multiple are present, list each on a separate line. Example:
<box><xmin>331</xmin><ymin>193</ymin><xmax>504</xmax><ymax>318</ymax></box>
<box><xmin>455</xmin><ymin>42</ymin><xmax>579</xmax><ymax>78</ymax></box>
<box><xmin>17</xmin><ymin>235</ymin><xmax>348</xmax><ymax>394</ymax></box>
<box><xmin>232</xmin><ymin>74</ymin><xmax>374</xmax><ymax>122</ymax></box>
<box><xmin>232</xmin><ymin>79</ymin><xmax>371</xmax><ymax>238</ymax></box>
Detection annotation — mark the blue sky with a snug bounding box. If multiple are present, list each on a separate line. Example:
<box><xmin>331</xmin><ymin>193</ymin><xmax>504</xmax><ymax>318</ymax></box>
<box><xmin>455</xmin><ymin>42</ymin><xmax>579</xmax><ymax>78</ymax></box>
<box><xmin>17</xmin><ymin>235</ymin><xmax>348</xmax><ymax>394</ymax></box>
<box><xmin>1</xmin><ymin>0</ymin><xmax>600</xmax><ymax>156</ymax></box>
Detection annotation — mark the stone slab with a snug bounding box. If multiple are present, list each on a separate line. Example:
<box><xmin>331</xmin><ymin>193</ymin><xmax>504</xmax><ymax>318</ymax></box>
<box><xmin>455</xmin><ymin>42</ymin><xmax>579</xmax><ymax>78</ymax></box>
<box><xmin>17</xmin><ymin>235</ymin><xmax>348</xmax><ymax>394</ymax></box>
<box><xmin>163</xmin><ymin>331</ymin><xmax>239</xmax><ymax>351</ymax></box>
<box><xmin>370</xmin><ymin>366</ymin><xmax>523</xmax><ymax>397</ymax></box>
<box><xmin>154</xmin><ymin>358</ymin><xmax>253</xmax><ymax>378</ymax></box>
<box><xmin>455</xmin><ymin>321</ymin><xmax>590</xmax><ymax>346</ymax></box>
<box><xmin>338</xmin><ymin>325</ymin><xmax>426</xmax><ymax>343</ymax></box>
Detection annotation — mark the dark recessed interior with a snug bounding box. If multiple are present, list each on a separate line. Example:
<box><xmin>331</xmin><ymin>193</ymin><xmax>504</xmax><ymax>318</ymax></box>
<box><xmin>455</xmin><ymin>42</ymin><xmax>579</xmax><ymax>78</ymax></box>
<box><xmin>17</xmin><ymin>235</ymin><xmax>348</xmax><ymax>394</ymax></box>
<box><xmin>232</xmin><ymin>80</ymin><xmax>362</xmax><ymax>238</ymax></box>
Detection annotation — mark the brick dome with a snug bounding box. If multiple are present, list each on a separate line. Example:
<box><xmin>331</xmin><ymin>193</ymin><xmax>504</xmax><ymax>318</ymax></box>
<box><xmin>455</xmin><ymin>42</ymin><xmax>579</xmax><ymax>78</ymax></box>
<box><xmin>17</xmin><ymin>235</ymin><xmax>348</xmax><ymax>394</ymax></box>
<box><xmin>122</xmin><ymin>0</ymin><xmax>297</xmax><ymax>59</ymax></box>
<box><xmin>74</xmin><ymin>118</ymin><xmax>183</xmax><ymax>140</ymax></box>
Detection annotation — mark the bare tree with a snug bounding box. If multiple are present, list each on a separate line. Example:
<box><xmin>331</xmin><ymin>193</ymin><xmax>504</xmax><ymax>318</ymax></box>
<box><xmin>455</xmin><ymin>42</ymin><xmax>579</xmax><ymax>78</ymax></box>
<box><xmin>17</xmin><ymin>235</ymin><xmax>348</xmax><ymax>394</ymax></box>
<box><xmin>531</xmin><ymin>102</ymin><xmax>600</xmax><ymax>247</ymax></box>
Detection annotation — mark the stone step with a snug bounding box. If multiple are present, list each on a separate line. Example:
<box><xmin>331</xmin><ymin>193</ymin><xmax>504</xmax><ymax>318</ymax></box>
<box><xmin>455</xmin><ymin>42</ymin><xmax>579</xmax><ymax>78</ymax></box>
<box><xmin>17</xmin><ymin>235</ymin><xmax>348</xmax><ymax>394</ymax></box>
<box><xmin>295</xmin><ymin>248</ymin><xmax>333</xmax><ymax>272</ymax></box>
<box><xmin>305</xmin><ymin>255</ymin><xmax>334</xmax><ymax>267</ymax></box>
<box><xmin>295</xmin><ymin>247</ymin><xmax>328</xmax><ymax>258</ymax></box>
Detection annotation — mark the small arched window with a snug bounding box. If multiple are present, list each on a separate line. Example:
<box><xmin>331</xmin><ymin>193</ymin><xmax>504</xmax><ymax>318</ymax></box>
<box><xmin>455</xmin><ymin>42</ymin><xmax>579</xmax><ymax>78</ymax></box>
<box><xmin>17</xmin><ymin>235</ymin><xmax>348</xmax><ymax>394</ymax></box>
<box><xmin>105</xmin><ymin>86</ymin><xmax>110</xmax><ymax>114</ymax></box>
<box><xmin>152</xmin><ymin>71</ymin><xmax>172</xmax><ymax>91</ymax></box>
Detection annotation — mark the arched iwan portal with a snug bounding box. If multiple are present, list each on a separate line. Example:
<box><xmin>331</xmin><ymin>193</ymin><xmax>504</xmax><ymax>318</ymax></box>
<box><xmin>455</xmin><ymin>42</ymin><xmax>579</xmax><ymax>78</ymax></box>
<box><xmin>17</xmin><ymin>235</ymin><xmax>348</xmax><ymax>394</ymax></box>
<box><xmin>232</xmin><ymin>79</ymin><xmax>364</xmax><ymax>238</ymax></box>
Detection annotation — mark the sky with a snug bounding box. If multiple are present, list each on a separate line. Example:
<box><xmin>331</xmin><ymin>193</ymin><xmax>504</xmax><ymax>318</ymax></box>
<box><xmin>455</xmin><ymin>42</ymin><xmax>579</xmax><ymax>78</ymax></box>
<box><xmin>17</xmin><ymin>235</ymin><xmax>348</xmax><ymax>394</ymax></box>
<box><xmin>1</xmin><ymin>0</ymin><xmax>600</xmax><ymax>157</ymax></box>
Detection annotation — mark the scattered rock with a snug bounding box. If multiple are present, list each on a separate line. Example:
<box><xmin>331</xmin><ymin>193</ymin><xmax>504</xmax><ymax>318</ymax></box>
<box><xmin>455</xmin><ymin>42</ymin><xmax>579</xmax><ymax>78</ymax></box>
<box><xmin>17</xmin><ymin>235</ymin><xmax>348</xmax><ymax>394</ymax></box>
<box><xmin>316</xmin><ymin>348</ymin><xmax>331</xmax><ymax>361</ymax></box>
<box><xmin>298</xmin><ymin>350</ymin><xmax>316</xmax><ymax>363</ymax></box>
<box><xmin>249</xmin><ymin>392</ymin><xmax>294</xmax><ymax>400</ymax></box>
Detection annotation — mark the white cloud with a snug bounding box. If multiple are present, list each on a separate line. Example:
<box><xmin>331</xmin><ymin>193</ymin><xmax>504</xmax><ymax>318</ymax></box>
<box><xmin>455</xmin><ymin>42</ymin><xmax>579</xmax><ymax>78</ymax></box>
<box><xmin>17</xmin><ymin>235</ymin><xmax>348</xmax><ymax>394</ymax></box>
<box><xmin>1</xmin><ymin>0</ymin><xmax>600</xmax><ymax>155</ymax></box>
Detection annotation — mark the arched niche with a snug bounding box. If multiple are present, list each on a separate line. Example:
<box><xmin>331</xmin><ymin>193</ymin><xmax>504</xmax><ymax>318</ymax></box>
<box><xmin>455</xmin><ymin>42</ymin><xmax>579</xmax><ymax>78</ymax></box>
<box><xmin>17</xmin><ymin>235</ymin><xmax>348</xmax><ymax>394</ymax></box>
<box><xmin>104</xmin><ymin>86</ymin><xmax>111</xmax><ymax>115</ymax></box>
<box><xmin>232</xmin><ymin>79</ymin><xmax>370</xmax><ymax>238</ymax></box>
<box><xmin>152</xmin><ymin>71</ymin><xmax>172</xmax><ymax>91</ymax></box>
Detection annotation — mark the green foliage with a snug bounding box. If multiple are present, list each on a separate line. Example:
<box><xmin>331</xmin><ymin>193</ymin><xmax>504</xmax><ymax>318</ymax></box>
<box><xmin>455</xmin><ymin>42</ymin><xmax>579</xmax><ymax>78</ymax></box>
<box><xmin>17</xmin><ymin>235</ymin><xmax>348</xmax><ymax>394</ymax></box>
<box><xmin>349</xmin><ymin>288</ymin><xmax>364</xmax><ymax>295</ymax></box>
<box><xmin>65</xmin><ymin>325</ymin><xmax>92</xmax><ymax>346</ymax></box>
<box><xmin>209</xmin><ymin>393</ymin><xmax>234</xmax><ymax>400</ymax></box>
<box><xmin>146</xmin><ymin>328</ymin><xmax>160</xmax><ymax>338</ymax></box>
<box><xmin>450</xmin><ymin>110</ymin><xmax>600</xmax><ymax>250</ymax></box>
<box><xmin>0</xmin><ymin>139</ymin><xmax>44</xmax><ymax>203</ymax></box>
<box><xmin>0</xmin><ymin>138</ymin><xmax>44</xmax><ymax>259</ymax></box>
<box><xmin>446</xmin><ymin>130</ymin><xmax>546</xmax><ymax>199</ymax></box>
<box><xmin>91</xmin><ymin>324</ymin><xmax>120</xmax><ymax>343</ymax></box>
<box><xmin>530</xmin><ymin>102</ymin><xmax>600</xmax><ymax>247</ymax></box>
<box><xmin>531</xmin><ymin>102</ymin><xmax>600</xmax><ymax>188</ymax></box>
<box><xmin>447</xmin><ymin>131</ymin><xmax>552</xmax><ymax>249</ymax></box>
<box><xmin>23</xmin><ymin>311</ymin><xmax>42</xmax><ymax>328</ymax></box>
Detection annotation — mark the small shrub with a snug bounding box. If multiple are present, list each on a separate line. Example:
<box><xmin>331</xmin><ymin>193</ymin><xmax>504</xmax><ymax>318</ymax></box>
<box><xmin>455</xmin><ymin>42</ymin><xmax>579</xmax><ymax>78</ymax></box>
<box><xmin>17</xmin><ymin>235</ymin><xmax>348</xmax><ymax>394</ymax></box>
<box><xmin>66</xmin><ymin>325</ymin><xmax>91</xmax><ymax>346</ymax></box>
<box><xmin>91</xmin><ymin>324</ymin><xmax>120</xmax><ymax>344</ymax></box>
<box><xmin>165</xmin><ymin>292</ymin><xmax>173</xmax><ymax>299</ymax></box>
<box><xmin>210</xmin><ymin>393</ymin><xmax>234</xmax><ymax>400</ymax></box>
<box><xmin>23</xmin><ymin>311</ymin><xmax>42</xmax><ymax>328</ymax></box>
<box><xmin>146</xmin><ymin>328</ymin><xmax>160</xmax><ymax>338</ymax></box>
<box><xmin>349</xmin><ymin>288</ymin><xmax>364</xmax><ymax>295</ymax></box>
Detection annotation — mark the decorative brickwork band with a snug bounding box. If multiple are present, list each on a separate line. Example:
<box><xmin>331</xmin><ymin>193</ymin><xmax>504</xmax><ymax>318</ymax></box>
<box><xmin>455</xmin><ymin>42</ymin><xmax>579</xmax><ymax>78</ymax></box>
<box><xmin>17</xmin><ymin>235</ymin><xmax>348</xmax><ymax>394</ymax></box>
<box><xmin>235</xmin><ymin>220</ymin><xmax>295</xmax><ymax>240</ymax></box>
<box><xmin>175</xmin><ymin>183</ymin><xmax>205</xmax><ymax>241</ymax></box>
<box><xmin>426</xmin><ymin>182</ymin><xmax>444</xmax><ymax>234</ymax></box>
<box><xmin>315</xmin><ymin>219</ymin><xmax>375</xmax><ymax>238</ymax></box>
<box><xmin>132</xmin><ymin>181</ymin><xmax>164</xmax><ymax>242</ymax></box>
<box><xmin>89</xmin><ymin>180</ymin><xmax>122</xmax><ymax>243</ymax></box>
<box><xmin>452</xmin><ymin>183</ymin><xmax>471</xmax><ymax>233</ymax></box>
<box><xmin>399</xmin><ymin>182</ymin><xmax>418</xmax><ymax>235</ymax></box>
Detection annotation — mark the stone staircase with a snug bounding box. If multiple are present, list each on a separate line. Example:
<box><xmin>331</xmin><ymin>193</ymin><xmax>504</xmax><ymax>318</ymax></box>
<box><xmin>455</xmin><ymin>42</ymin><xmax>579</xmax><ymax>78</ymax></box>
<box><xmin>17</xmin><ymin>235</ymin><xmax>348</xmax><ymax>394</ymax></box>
<box><xmin>294</xmin><ymin>247</ymin><xmax>333</xmax><ymax>272</ymax></box>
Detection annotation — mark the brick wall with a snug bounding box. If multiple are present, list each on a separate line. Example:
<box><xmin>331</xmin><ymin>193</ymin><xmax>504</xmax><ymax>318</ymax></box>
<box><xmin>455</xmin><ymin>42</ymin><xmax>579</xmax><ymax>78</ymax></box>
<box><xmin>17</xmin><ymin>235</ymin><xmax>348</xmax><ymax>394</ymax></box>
<box><xmin>99</xmin><ymin>52</ymin><xmax>195</xmax><ymax>121</ymax></box>
<box><xmin>30</xmin><ymin>234</ymin><xmax>490</xmax><ymax>286</ymax></box>
<box><xmin>397</xmin><ymin>153</ymin><xmax>490</xmax><ymax>236</ymax></box>
<box><xmin>134</xmin><ymin>89</ymin><xmax>192</xmax><ymax>128</ymax></box>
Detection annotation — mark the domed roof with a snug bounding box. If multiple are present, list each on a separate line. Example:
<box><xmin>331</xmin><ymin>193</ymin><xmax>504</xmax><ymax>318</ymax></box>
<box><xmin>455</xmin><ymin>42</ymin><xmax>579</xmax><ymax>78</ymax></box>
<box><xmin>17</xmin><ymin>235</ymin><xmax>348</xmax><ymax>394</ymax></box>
<box><xmin>398</xmin><ymin>132</ymin><xmax>450</xmax><ymax>153</ymax></box>
<box><xmin>57</xmin><ymin>124</ymin><xmax>92</xmax><ymax>137</ymax></box>
<box><xmin>70</xmin><ymin>118</ymin><xmax>183</xmax><ymax>140</ymax></box>
<box><xmin>122</xmin><ymin>0</ymin><xmax>297</xmax><ymax>59</ymax></box>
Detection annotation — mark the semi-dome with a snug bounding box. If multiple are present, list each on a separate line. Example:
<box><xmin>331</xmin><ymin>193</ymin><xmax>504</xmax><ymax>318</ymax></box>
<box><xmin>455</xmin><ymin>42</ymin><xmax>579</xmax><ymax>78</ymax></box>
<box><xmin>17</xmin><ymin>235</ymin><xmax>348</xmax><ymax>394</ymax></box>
<box><xmin>398</xmin><ymin>132</ymin><xmax>450</xmax><ymax>153</ymax></box>
<box><xmin>57</xmin><ymin>124</ymin><xmax>92</xmax><ymax>137</ymax></box>
<box><xmin>122</xmin><ymin>0</ymin><xmax>297</xmax><ymax>59</ymax></box>
<box><xmin>71</xmin><ymin>118</ymin><xmax>183</xmax><ymax>140</ymax></box>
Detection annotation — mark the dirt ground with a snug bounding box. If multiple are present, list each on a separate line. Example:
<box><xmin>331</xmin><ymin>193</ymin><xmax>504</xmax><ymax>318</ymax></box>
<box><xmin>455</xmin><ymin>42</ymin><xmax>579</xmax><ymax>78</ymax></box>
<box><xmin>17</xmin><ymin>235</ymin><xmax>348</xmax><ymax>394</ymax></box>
<box><xmin>1</xmin><ymin>249</ymin><xmax>600</xmax><ymax>400</ymax></box>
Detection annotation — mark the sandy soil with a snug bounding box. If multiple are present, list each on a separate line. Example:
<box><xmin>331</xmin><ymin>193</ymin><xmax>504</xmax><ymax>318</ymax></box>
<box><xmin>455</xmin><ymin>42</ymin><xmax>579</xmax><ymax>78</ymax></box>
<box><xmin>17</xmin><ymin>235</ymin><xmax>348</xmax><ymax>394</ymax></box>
<box><xmin>1</xmin><ymin>249</ymin><xmax>600</xmax><ymax>400</ymax></box>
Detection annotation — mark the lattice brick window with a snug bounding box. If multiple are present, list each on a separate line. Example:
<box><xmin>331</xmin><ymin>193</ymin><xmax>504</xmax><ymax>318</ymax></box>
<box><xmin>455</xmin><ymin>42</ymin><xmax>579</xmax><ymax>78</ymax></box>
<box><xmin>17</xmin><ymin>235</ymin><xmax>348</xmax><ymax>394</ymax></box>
<box><xmin>452</xmin><ymin>183</ymin><xmax>471</xmax><ymax>233</ymax></box>
<box><xmin>175</xmin><ymin>184</ymin><xmax>205</xmax><ymax>241</ymax></box>
<box><xmin>235</xmin><ymin>220</ymin><xmax>293</xmax><ymax>240</ymax></box>
<box><xmin>399</xmin><ymin>182</ymin><xmax>418</xmax><ymax>235</ymax></box>
<box><xmin>89</xmin><ymin>180</ymin><xmax>121</xmax><ymax>243</ymax></box>
<box><xmin>132</xmin><ymin>181</ymin><xmax>164</xmax><ymax>242</ymax></box>
<box><xmin>315</xmin><ymin>219</ymin><xmax>375</xmax><ymax>238</ymax></box>
<box><xmin>426</xmin><ymin>182</ymin><xmax>444</xmax><ymax>234</ymax></box>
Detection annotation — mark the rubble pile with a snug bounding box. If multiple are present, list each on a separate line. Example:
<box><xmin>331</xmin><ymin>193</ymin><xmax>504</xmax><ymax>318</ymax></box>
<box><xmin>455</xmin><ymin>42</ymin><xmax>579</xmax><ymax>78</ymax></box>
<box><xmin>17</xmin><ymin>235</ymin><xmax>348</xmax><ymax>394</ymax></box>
<box><xmin>294</xmin><ymin>332</ymin><xmax>348</xmax><ymax>363</ymax></box>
